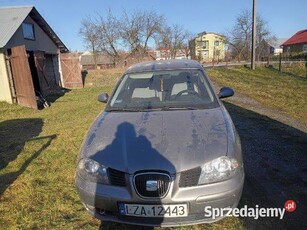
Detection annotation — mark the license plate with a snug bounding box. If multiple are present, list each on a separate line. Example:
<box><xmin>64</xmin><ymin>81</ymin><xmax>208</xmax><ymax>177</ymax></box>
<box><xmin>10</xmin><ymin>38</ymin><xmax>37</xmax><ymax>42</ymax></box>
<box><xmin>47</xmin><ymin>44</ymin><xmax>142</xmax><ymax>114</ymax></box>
<box><xmin>118</xmin><ymin>203</ymin><xmax>188</xmax><ymax>217</ymax></box>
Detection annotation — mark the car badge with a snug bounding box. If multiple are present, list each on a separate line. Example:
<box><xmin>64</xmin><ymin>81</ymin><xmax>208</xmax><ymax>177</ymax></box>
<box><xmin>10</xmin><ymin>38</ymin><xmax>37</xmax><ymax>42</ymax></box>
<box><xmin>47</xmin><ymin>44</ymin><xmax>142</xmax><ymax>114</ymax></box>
<box><xmin>146</xmin><ymin>180</ymin><xmax>158</xmax><ymax>191</ymax></box>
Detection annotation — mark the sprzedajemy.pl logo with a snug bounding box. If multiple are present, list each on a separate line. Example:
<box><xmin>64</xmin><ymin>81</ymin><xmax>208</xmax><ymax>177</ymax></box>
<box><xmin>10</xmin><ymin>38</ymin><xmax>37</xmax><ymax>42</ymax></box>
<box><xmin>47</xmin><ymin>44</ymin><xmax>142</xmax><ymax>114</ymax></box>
<box><xmin>204</xmin><ymin>200</ymin><xmax>296</xmax><ymax>220</ymax></box>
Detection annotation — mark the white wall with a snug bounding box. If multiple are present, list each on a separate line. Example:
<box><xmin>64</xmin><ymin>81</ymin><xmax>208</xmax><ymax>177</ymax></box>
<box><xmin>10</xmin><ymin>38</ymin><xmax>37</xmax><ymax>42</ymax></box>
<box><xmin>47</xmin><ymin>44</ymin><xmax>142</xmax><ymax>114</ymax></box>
<box><xmin>0</xmin><ymin>50</ymin><xmax>13</xmax><ymax>103</ymax></box>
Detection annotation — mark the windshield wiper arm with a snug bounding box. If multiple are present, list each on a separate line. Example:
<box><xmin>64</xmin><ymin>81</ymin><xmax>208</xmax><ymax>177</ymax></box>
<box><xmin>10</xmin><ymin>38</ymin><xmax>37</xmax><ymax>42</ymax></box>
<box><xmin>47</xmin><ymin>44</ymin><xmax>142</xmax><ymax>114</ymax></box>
<box><xmin>108</xmin><ymin>108</ymin><xmax>142</xmax><ymax>112</ymax></box>
<box><xmin>161</xmin><ymin>106</ymin><xmax>198</xmax><ymax>111</ymax></box>
<box><xmin>108</xmin><ymin>106</ymin><xmax>198</xmax><ymax>112</ymax></box>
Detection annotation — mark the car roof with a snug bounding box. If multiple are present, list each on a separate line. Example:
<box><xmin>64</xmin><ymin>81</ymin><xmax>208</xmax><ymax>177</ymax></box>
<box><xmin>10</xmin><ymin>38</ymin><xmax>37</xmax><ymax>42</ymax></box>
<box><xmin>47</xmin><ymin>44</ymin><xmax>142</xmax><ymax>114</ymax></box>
<box><xmin>125</xmin><ymin>59</ymin><xmax>204</xmax><ymax>74</ymax></box>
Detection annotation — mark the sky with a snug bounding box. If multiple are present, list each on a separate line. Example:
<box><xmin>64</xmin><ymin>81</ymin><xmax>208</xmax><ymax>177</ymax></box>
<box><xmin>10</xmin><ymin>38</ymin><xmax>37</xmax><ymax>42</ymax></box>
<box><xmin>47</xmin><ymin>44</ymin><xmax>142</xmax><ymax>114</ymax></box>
<box><xmin>0</xmin><ymin>0</ymin><xmax>306</xmax><ymax>51</ymax></box>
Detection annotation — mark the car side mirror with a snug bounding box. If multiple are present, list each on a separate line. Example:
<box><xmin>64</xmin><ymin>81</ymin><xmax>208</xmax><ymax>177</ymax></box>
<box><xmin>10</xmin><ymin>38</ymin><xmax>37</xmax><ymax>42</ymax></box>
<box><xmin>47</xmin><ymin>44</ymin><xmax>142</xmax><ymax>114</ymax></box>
<box><xmin>98</xmin><ymin>93</ymin><xmax>109</xmax><ymax>103</ymax></box>
<box><xmin>218</xmin><ymin>87</ymin><xmax>234</xmax><ymax>99</ymax></box>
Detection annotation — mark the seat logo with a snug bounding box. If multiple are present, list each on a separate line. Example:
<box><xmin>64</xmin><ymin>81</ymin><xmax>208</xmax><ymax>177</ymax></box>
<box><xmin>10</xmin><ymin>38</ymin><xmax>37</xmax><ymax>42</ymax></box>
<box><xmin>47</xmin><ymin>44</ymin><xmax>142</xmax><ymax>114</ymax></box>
<box><xmin>146</xmin><ymin>180</ymin><xmax>158</xmax><ymax>191</ymax></box>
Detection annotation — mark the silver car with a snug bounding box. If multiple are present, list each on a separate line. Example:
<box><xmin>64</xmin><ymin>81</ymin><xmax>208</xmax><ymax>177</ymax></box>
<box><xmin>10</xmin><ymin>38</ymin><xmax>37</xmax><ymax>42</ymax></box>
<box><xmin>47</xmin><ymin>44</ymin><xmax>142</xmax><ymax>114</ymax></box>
<box><xmin>75</xmin><ymin>60</ymin><xmax>244</xmax><ymax>227</ymax></box>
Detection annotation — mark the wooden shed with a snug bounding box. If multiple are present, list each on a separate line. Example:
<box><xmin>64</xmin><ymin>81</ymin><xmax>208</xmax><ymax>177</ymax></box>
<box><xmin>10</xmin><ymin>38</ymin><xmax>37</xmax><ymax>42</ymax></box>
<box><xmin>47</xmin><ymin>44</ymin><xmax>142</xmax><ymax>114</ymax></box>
<box><xmin>0</xmin><ymin>6</ymin><xmax>82</xmax><ymax>109</ymax></box>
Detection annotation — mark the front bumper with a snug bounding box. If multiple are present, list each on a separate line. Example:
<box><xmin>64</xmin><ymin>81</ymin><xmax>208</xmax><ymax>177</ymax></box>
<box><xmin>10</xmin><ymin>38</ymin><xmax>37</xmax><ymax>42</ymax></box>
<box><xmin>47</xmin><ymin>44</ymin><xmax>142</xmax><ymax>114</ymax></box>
<box><xmin>75</xmin><ymin>169</ymin><xmax>244</xmax><ymax>227</ymax></box>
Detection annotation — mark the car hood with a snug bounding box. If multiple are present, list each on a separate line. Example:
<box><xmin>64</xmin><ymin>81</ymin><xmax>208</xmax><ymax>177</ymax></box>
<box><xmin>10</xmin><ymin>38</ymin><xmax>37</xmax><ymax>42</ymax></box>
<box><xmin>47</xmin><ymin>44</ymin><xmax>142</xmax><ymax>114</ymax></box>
<box><xmin>80</xmin><ymin>108</ymin><xmax>228</xmax><ymax>174</ymax></box>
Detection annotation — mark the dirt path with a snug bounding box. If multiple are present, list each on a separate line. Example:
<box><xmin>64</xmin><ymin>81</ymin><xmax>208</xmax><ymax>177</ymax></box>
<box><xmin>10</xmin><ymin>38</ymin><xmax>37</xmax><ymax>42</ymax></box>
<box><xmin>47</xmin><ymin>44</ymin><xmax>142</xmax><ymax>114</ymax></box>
<box><xmin>213</xmin><ymin>82</ymin><xmax>307</xmax><ymax>229</ymax></box>
<box><xmin>212</xmin><ymin>82</ymin><xmax>307</xmax><ymax>133</ymax></box>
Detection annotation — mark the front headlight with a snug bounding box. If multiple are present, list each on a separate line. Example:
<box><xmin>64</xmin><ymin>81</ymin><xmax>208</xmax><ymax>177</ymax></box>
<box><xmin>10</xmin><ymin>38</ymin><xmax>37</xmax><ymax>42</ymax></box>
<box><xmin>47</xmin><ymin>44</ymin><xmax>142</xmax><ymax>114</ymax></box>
<box><xmin>77</xmin><ymin>158</ymin><xmax>109</xmax><ymax>184</ymax></box>
<box><xmin>198</xmin><ymin>156</ymin><xmax>239</xmax><ymax>185</ymax></box>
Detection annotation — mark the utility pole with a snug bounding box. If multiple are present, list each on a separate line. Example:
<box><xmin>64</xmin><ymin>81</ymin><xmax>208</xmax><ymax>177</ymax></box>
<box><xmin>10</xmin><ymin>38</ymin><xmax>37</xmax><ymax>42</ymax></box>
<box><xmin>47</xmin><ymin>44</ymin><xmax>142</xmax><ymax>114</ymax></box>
<box><xmin>251</xmin><ymin>0</ymin><xmax>256</xmax><ymax>70</ymax></box>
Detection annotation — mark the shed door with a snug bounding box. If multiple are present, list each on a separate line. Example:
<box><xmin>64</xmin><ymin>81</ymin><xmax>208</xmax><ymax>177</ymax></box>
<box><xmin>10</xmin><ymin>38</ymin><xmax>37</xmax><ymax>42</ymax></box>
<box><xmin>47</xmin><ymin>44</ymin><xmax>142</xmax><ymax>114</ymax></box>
<box><xmin>60</xmin><ymin>53</ymin><xmax>83</xmax><ymax>88</ymax></box>
<box><xmin>34</xmin><ymin>51</ymin><xmax>50</xmax><ymax>96</ymax></box>
<box><xmin>10</xmin><ymin>45</ymin><xmax>37</xmax><ymax>109</ymax></box>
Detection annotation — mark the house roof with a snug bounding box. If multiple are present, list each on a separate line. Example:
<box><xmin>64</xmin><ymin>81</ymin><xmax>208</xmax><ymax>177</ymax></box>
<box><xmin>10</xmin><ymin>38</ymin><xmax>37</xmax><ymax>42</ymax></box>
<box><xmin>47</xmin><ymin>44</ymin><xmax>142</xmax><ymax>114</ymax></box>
<box><xmin>189</xmin><ymin>31</ymin><xmax>225</xmax><ymax>43</ymax></box>
<box><xmin>197</xmin><ymin>31</ymin><xmax>225</xmax><ymax>38</ymax></box>
<box><xmin>80</xmin><ymin>53</ymin><xmax>114</xmax><ymax>65</ymax></box>
<box><xmin>282</xmin><ymin>29</ymin><xmax>307</xmax><ymax>46</ymax></box>
<box><xmin>267</xmin><ymin>38</ymin><xmax>287</xmax><ymax>49</ymax></box>
<box><xmin>0</xmin><ymin>6</ymin><xmax>68</xmax><ymax>52</ymax></box>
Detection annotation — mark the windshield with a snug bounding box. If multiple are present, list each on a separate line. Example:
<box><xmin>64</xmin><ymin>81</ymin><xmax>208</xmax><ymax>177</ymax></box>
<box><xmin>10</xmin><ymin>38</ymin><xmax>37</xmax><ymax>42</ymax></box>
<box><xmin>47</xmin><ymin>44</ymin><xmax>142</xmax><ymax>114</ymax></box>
<box><xmin>108</xmin><ymin>69</ymin><xmax>218</xmax><ymax>111</ymax></box>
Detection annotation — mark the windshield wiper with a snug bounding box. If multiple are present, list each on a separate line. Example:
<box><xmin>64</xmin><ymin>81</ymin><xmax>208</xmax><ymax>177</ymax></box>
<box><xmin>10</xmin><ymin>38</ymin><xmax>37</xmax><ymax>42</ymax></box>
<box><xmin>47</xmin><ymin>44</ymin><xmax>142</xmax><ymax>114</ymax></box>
<box><xmin>107</xmin><ymin>108</ymin><xmax>143</xmax><ymax>112</ymax></box>
<box><xmin>141</xmin><ymin>106</ymin><xmax>199</xmax><ymax>111</ymax></box>
<box><xmin>108</xmin><ymin>106</ymin><xmax>199</xmax><ymax>112</ymax></box>
<box><xmin>161</xmin><ymin>106</ymin><xmax>198</xmax><ymax>111</ymax></box>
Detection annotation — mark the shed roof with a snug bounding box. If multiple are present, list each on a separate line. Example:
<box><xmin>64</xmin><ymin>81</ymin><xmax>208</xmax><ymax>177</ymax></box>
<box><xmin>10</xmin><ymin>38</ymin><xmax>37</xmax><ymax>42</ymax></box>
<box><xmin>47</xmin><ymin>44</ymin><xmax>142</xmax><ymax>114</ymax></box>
<box><xmin>282</xmin><ymin>29</ymin><xmax>307</xmax><ymax>46</ymax></box>
<box><xmin>0</xmin><ymin>6</ymin><xmax>68</xmax><ymax>52</ymax></box>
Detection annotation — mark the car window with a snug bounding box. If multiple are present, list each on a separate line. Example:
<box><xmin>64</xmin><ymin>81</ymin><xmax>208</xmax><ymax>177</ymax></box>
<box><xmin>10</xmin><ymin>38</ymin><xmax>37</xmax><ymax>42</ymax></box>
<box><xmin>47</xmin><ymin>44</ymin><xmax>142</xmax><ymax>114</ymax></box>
<box><xmin>109</xmin><ymin>69</ymin><xmax>218</xmax><ymax>111</ymax></box>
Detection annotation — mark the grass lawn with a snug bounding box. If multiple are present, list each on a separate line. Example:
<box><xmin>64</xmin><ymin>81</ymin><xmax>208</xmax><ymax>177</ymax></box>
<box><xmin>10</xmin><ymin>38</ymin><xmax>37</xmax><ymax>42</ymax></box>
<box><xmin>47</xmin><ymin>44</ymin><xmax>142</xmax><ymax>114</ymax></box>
<box><xmin>0</xmin><ymin>66</ymin><xmax>305</xmax><ymax>229</ymax></box>
<box><xmin>0</xmin><ymin>87</ymin><xmax>106</xmax><ymax>229</ymax></box>
<box><xmin>207</xmin><ymin>66</ymin><xmax>307</xmax><ymax>123</ymax></box>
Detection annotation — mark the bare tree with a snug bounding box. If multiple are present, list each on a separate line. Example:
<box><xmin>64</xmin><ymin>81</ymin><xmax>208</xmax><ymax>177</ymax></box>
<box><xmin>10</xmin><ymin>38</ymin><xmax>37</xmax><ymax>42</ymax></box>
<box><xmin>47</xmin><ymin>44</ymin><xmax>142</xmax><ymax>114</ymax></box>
<box><xmin>226</xmin><ymin>9</ymin><xmax>275</xmax><ymax>62</ymax></box>
<box><xmin>79</xmin><ymin>17</ymin><xmax>99</xmax><ymax>68</ymax></box>
<box><xmin>95</xmin><ymin>10</ymin><xmax>121</xmax><ymax>62</ymax></box>
<box><xmin>120</xmin><ymin>10</ymin><xmax>143</xmax><ymax>53</ymax></box>
<box><xmin>226</xmin><ymin>10</ymin><xmax>252</xmax><ymax>61</ymax></box>
<box><xmin>80</xmin><ymin>9</ymin><xmax>190</xmax><ymax>65</ymax></box>
<box><xmin>120</xmin><ymin>10</ymin><xmax>164</xmax><ymax>55</ymax></box>
<box><xmin>156</xmin><ymin>24</ymin><xmax>191</xmax><ymax>59</ymax></box>
<box><xmin>142</xmin><ymin>11</ymin><xmax>165</xmax><ymax>51</ymax></box>
<box><xmin>255</xmin><ymin>17</ymin><xmax>276</xmax><ymax>61</ymax></box>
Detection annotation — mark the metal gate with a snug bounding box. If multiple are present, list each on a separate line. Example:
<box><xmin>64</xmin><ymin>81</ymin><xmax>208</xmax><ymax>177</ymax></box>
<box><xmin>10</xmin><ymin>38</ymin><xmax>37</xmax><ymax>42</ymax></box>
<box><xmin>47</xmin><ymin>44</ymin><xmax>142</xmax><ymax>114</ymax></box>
<box><xmin>60</xmin><ymin>53</ymin><xmax>83</xmax><ymax>88</ymax></box>
<box><xmin>10</xmin><ymin>45</ymin><xmax>37</xmax><ymax>109</ymax></box>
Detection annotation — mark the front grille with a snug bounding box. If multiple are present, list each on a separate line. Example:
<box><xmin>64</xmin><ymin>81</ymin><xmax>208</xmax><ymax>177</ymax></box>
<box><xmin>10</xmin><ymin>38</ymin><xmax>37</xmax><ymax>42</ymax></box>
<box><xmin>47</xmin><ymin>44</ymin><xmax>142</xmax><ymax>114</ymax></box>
<box><xmin>179</xmin><ymin>167</ymin><xmax>201</xmax><ymax>187</ymax></box>
<box><xmin>134</xmin><ymin>172</ymin><xmax>170</xmax><ymax>198</ymax></box>
<box><xmin>108</xmin><ymin>168</ymin><xmax>126</xmax><ymax>186</ymax></box>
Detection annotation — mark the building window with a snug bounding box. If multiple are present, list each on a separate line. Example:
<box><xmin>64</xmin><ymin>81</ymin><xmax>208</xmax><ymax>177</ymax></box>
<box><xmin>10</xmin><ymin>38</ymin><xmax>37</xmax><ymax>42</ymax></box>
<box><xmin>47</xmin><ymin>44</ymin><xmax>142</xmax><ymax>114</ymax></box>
<box><xmin>197</xmin><ymin>41</ymin><xmax>204</xmax><ymax>47</ymax></box>
<box><xmin>214</xmin><ymin>41</ymin><xmax>220</xmax><ymax>46</ymax></box>
<box><xmin>22</xmin><ymin>23</ymin><xmax>35</xmax><ymax>40</ymax></box>
<box><xmin>286</xmin><ymin>46</ymin><xmax>291</xmax><ymax>53</ymax></box>
<box><xmin>197</xmin><ymin>40</ymin><xmax>209</xmax><ymax>49</ymax></box>
<box><xmin>303</xmin><ymin>44</ymin><xmax>307</xmax><ymax>52</ymax></box>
